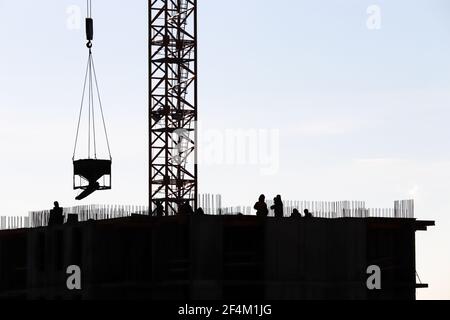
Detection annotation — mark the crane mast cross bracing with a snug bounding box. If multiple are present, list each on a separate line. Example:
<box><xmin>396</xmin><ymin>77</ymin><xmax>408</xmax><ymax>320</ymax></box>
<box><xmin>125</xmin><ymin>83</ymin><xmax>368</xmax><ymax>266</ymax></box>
<box><xmin>149</xmin><ymin>0</ymin><xmax>198</xmax><ymax>215</ymax></box>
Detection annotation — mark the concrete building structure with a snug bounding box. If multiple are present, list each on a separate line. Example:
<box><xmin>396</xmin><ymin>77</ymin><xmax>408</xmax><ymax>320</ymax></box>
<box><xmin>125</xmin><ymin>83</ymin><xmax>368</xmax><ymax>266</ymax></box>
<box><xmin>0</xmin><ymin>215</ymin><xmax>434</xmax><ymax>300</ymax></box>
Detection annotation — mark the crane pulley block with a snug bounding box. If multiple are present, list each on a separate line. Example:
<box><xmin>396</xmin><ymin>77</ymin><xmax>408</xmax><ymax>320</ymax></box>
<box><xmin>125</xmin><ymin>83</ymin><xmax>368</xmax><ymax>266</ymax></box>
<box><xmin>86</xmin><ymin>18</ymin><xmax>94</xmax><ymax>41</ymax></box>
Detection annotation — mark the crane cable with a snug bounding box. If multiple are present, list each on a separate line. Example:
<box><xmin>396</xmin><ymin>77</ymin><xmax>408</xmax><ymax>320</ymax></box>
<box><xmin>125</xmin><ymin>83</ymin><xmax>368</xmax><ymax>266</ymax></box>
<box><xmin>87</xmin><ymin>0</ymin><xmax>92</xmax><ymax>19</ymax></box>
<box><xmin>73</xmin><ymin>0</ymin><xmax>112</xmax><ymax>161</ymax></box>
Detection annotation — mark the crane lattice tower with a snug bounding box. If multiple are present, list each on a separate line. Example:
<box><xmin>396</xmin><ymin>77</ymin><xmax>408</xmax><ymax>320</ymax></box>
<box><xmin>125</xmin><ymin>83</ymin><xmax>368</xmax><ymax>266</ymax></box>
<box><xmin>149</xmin><ymin>0</ymin><xmax>198</xmax><ymax>215</ymax></box>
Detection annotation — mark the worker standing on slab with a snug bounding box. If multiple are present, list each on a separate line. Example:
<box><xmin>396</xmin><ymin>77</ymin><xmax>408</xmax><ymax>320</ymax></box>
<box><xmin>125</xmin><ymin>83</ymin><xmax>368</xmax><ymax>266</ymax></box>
<box><xmin>254</xmin><ymin>194</ymin><xmax>269</xmax><ymax>217</ymax></box>
<box><xmin>48</xmin><ymin>201</ymin><xmax>64</xmax><ymax>226</ymax></box>
<box><xmin>271</xmin><ymin>195</ymin><xmax>284</xmax><ymax>218</ymax></box>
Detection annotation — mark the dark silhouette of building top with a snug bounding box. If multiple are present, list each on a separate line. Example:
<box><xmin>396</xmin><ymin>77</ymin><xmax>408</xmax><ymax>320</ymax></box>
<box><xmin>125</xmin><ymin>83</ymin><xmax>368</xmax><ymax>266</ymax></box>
<box><xmin>0</xmin><ymin>214</ymin><xmax>435</xmax><ymax>300</ymax></box>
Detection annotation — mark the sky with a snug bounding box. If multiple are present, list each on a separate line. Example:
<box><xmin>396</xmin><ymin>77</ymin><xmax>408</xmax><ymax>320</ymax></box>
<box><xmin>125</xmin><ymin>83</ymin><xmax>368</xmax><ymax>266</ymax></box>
<box><xmin>0</xmin><ymin>0</ymin><xmax>450</xmax><ymax>299</ymax></box>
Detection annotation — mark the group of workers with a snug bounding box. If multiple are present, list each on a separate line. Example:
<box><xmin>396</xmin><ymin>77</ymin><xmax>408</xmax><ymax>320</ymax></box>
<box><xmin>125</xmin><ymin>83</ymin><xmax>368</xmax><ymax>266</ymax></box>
<box><xmin>153</xmin><ymin>200</ymin><xmax>205</xmax><ymax>217</ymax></box>
<box><xmin>152</xmin><ymin>195</ymin><xmax>314</xmax><ymax>218</ymax></box>
<box><xmin>254</xmin><ymin>194</ymin><xmax>313</xmax><ymax>218</ymax></box>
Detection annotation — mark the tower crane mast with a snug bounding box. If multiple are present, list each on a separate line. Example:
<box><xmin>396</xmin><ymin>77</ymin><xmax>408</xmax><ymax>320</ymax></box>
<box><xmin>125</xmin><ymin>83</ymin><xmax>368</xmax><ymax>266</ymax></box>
<box><xmin>149</xmin><ymin>0</ymin><xmax>198</xmax><ymax>215</ymax></box>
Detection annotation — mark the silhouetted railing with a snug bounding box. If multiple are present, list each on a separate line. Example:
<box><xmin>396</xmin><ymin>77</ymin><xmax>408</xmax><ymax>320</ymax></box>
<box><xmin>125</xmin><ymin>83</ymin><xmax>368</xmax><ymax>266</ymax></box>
<box><xmin>220</xmin><ymin>199</ymin><xmax>415</xmax><ymax>219</ymax></box>
<box><xmin>28</xmin><ymin>204</ymin><xmax>151</xmax><ymax>228</ymax></box>
<box><xmin>0</xmin><ymin>216</ymin><xmax>31</xmax><ymax>230</ymax></box>
<box><xmin>0</xmin><ymin>204</ymin><xmax>150</xmax><ymax>230</ymax></box>
<box><xmin>0</xmin><ymin>198</ymin><xmax>414</xmax><ymax>231</ymax></box>
<box><xmin>198</xmin><ymin>193</ymin><xmax>223</xmax><ymax>215</ymax></box>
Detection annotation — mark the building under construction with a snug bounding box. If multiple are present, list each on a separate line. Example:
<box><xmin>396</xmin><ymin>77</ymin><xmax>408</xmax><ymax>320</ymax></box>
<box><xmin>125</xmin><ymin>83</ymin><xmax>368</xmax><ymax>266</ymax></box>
<box><xmin>0</xmin><ymin>211</ymin><xmax>434</xmax><ymax>300</ymax></box>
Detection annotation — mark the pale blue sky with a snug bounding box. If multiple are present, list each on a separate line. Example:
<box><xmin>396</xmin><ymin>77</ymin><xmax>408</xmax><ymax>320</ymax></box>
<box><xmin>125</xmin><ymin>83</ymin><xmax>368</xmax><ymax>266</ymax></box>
<box><xmin>0</xmin><ymin>0</ymin><xmax>449</xmax><ymax>299</ymax></box>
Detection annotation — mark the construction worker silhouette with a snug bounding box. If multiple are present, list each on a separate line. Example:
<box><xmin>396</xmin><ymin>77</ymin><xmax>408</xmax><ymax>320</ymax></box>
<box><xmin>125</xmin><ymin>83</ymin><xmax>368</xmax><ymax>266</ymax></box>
<box><xmin>153</xmin><ymin>200</ymin><xmax>164</xmax><ymax>217</ymax></box>
<box><xmin>195</xmin><ymin>207</ymin><xmax>205</xmax><ymax>215</ymax></box>
<box><xmin>304</xmin><ymin>209</ymin><xmax>313</xmax><ymax>218</ymax></box>
<box><xmin>179</xmin><ymin>201</ymin><xmax>194</xmax><ymax>215</ymax></box>
<box><xmin>48</xmin><ymin>201</ymin><xmax>64</xmax><ymax>226</ymax></box>
<box><xmin>291</xmin><ymin>208</ymin><xmax>302</xmax><ymax>218</ymax></box>
<box><xmin>270</xmin><ymin>195</ymin><xmax>284</xmax><ymax>218</ymax></box>
<box><xmin>254</xmin><ymin>194</ymin><xmax>269</xmax><ymax>217</ymax></box>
